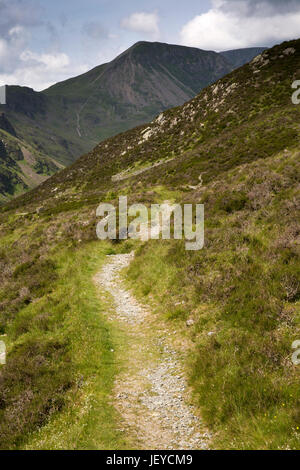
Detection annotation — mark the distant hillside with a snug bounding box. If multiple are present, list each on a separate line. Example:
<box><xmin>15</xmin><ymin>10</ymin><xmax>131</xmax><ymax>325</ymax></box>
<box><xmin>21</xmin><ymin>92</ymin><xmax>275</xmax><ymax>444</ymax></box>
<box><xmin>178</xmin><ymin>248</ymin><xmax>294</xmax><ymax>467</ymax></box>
<box><xmin>220</xmin><ymin>47</ymin><xmax>267</xmax><ymax>69</ymax></box>
<box><xmin>0</xmin><ymin>113</ymin><xmax>63</xmax><ymax>201</ymax></box>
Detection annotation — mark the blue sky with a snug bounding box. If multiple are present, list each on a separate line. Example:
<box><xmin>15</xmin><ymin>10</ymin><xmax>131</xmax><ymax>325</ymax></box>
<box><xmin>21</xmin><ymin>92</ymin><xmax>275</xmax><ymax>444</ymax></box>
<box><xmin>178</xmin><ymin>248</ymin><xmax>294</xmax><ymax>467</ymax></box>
<box><xmin>0</xmin><ymin>0</ymin><xmax>300</xmax><ymax>90</ymax></box>
<box><xmin>33</xmin><ymin>0</ymin><xmax>211</xmax><ymax>65</ymax></box>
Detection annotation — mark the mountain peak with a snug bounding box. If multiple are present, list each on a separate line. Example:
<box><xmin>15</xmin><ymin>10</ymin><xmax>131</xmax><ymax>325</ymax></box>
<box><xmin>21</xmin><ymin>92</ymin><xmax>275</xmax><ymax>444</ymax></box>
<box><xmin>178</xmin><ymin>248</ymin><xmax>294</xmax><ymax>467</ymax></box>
<box><xmin>121</xmin><ymin>40</ymin><xmax>215</xmax><ymax>57</ymax></box>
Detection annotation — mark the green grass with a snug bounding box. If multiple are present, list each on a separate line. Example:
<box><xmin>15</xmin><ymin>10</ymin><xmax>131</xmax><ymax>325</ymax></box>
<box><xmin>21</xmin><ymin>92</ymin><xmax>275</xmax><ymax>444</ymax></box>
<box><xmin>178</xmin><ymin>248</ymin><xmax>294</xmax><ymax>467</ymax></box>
<box><xmin>0</xmin><ymin>241</ymin><xmax>132</xmax><ymax>450</ymax></box>
<box><xmin>125</xmin><ymin>150</ymin><xmax>300</xmax><ymax>450</ymax></box>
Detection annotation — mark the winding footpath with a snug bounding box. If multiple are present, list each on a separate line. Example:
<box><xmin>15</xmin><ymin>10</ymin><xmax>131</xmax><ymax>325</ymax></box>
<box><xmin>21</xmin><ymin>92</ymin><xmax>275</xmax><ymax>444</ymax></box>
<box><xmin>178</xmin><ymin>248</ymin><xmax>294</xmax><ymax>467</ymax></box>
<box><xmin>94</xmin><ymin>252</ymin><xmax>211</xmax><ymax>450</ymax></box>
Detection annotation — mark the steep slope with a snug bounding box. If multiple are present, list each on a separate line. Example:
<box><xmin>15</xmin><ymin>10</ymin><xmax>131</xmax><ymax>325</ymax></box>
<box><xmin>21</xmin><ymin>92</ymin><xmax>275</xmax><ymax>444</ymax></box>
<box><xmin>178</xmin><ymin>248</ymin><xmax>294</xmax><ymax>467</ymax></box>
<box><xmin>2</xmin><ymin>42</ymin><xmax>233</xmax><ymax>167</ymax></box>
<box><xmin>220</xmin><ymin>47</ymin><xmax>267</xmax><ymax>68</ymax></box>
<box><xmin>10</xmin><ymin>39</ymin><xmax>299</xmax><ymax>208</ymax></box>
<box><xmin>0</xmin><ymin>39</ymin><xmax>299</xmax><ymax>450</ymax></box>
<box><xmin>0</xmin><ymin>42</ymin><xmax>266</xmax><ymax>193</ymax></box>
<box><xmin>0</xmin><ymin>113</ymin><xmax>63</xmax><ymax>201</ymax></box>
<box><xmin>1</xmin><ymin>86</ymin><xmax>76</xmax><ymax>167</ymax></box>
<box><xmin>44</xmin><ymin>41</ymin><xmax>232</xmax><ymax>140</ymax></box>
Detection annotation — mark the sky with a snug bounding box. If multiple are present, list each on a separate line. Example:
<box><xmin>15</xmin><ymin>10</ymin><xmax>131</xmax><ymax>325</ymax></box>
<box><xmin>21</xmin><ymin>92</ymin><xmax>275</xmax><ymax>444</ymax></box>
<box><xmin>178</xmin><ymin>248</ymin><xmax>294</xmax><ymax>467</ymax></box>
<box><xmin>0</xmin><ymin>0</ymin><xmax>300</xmax><ymax>91</ymax></box>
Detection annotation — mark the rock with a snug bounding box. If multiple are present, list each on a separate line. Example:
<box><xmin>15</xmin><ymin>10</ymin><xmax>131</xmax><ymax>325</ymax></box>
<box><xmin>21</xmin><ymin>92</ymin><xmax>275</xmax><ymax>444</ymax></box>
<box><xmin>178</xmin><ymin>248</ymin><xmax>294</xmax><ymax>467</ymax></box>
<box><xmin>186</xmin><ymin>319</ymin><xmax>195</xmax><ymax>327</ymax></box>
<box><xmin>283</xmin><ymin>47</ymin><xmax>296</xmax><ymax>56</ymax></box>
<box><xmin>155</xmin><ymin>113</ymin><xmax>166</xmax><ymax>125</ymax></box>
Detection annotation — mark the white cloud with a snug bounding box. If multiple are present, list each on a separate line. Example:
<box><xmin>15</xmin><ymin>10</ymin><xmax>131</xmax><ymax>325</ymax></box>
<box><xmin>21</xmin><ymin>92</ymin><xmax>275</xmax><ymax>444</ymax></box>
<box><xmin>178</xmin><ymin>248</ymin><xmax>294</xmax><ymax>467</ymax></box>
<box><xmin>0</xmin><ymin>0</ymin><xmax>89</xmax><ymax>90</ymax></box>
<box><xmin>181</xmin><ymin>0</ymin><xmax>300</xmax><ymax>50</ymax></box>
<box><xmin>0</xmin><ymin>50</ymin><xmax>88</xmax><ymax>91</ymax></box>
<box><xmin>20</xmin><ymin>50</ymin><xmax>70</xmax><ymax>69</ymax></box>
<box><xmin>121</xmin><ymin>12</ymin><xmax>160</xmax><ymax>38</ymax></box>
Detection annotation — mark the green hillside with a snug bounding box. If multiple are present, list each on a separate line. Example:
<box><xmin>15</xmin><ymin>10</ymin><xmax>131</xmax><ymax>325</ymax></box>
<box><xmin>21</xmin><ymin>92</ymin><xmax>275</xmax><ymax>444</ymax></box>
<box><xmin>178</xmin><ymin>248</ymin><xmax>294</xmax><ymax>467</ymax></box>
<box><xmin>0</xmin><ymin>116</ymin><xmax>63</xmax><ymax>201</ymax></box>
<box><xmin>0</xmin><ymin>39</ymin><xmax>299</xmax><ymax>450</ymax></box>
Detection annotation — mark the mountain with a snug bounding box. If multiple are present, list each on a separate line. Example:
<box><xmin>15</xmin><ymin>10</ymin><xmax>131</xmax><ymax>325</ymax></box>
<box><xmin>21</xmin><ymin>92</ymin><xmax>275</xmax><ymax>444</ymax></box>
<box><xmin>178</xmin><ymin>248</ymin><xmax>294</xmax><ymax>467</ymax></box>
<box><xmin>0</xmin><ymin>42</ymin><xmax>267</xmax><ymax>200</ymax></box>
<box><xmin>1</xmin><ymin>42</ymin><xmax>267</xmax><ymax>171</ymax></box>
<box><xmin>0</xmin><ymin>113</ymin><xmax>63</xmax><ymax>201</ymax></box>
<box><xmin>45</xmin><ymin>41</ymin><xmax>233</xmax><ymax>141</ymax></box>
<box><xmin>220</xmin><ymin>47</ymin><xmax>267</xmax><ymax>68</ymax></box>
<box><xmin>0</xmin><ymin>39</ymin><xmax>299</xmax><ymax>450</ymax></box>
<box><xmin>1</xmin><ymin>42</ymin><xmax>232</xmax><ymax>167</ymax></box>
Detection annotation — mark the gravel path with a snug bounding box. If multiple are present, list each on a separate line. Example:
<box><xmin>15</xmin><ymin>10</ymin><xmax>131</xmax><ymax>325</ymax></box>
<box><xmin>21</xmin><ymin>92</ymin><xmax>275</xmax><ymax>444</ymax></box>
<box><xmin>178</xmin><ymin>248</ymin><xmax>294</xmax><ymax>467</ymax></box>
<box><xmin>94</xmin><ymin>253</ymin><xmax>210</xmax><ymax>450</ymax></box>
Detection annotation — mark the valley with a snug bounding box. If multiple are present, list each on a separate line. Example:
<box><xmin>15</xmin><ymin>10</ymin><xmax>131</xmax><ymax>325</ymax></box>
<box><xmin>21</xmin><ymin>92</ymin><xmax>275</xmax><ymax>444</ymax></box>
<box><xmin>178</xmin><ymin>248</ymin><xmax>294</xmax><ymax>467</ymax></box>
<box><xmin>0</xmin><ymin>38</ymin><xmax>299</xmax><ymax>450</ymax></box>
<box><xmin>0</xmin><ymin>118</ymin><xmax>63</xmax><ymax>201</ymax></box>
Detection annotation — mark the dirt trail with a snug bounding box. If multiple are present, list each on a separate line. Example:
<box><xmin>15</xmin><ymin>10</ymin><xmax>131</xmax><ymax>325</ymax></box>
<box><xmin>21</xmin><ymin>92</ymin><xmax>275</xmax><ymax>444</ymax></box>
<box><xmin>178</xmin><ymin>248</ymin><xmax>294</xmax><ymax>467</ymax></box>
<box><xmin>94</xmin><ymin>252</ymin><xmax>210</xmax><ymax>450</ymax></box>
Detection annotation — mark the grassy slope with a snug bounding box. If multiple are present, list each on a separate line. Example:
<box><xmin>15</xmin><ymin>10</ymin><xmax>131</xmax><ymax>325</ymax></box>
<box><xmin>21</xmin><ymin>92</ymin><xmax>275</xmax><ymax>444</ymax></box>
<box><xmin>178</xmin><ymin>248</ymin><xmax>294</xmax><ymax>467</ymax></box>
<box><xmin>0</xmin><ymin>39</ymin><xmax>299</xmax><ymax>449</ymax></box>
<box><xmin>126</xmin><ymin>149</ymin><xmax>300</xmax><ymax>449</ymax></box>
<box><xmin>23</xmin><ymin>242</ymin><xmax>134</xmax><ymax>450</ymax></box>
<box><xmin>0</xmin><ymin>223</ymin><xmax>134</xmax><ymax>449</ymax></box>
